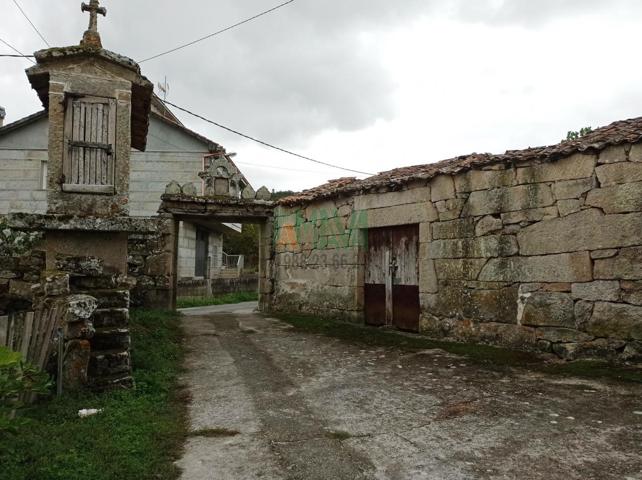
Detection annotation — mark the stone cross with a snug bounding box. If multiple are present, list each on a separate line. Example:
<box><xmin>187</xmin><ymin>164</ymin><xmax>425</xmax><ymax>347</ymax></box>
<box><xmin>81</xmin><ymin>0</ymin><xmax>107</xmax><ymax>33</ymax></box>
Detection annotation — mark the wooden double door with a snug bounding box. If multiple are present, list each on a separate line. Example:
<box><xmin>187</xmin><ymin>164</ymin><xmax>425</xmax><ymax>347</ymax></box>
<box><xmin>364</xmin><ymin>224</ymin><xmax>420</xmax><ymax>332</ymax></box>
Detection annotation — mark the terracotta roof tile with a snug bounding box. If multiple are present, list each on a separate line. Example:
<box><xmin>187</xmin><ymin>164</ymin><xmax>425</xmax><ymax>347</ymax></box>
<box><xmin>278</xmin><ymin>116</ymin><xmax>642</xmax><ymax>206</ymax></box>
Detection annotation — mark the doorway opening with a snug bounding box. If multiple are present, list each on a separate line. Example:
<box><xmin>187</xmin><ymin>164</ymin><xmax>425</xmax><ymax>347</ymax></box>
<box><xmin>364</xmin><ymin>224</ymin><xmax>420</xmax><ymax>332</ymax></box>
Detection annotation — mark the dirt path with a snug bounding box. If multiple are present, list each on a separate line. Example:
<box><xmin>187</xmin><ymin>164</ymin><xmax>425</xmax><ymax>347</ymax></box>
<box><xmin>176</xmin><ymin>311</ymin><xmax>642</xmax><ymax>480</ymax></box>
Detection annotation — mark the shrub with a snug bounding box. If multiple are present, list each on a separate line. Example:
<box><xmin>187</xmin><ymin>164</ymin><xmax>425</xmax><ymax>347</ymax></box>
<box><xmin>0</xmin><ymin>346</ymin><xmax>51</xmax><ymax>434</ymax></box>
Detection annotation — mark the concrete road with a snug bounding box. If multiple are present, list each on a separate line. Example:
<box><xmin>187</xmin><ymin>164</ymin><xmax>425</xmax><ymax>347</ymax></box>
<box><xmin>175</xmin><ymin>310</ymin><xmax>642</xmax><ymax>480</ymax></box>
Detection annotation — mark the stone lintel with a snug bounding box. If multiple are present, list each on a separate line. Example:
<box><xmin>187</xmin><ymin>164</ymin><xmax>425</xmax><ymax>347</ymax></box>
<box><xmin>6</xmin><ymin>213</ymin><xmax>163</xmax><ymax>233</ymax></box>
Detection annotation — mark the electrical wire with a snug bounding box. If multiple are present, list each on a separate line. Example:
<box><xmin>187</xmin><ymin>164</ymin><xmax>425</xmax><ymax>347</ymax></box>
<box><xmin>139</xmin><ymin>0</ymin><xmax>295</xmax><ymax>63</ymax></box>
<box><xmin>0</xmin><ymin>37</ymin><xmax>35</xmax><ymax>63</ymax></box>
<box><xmin>234</xmin><ymin>160</ymin><xmax>337</xmax><ymax>175</ymax></box>
<box><xmin>159</xmin><ymin>99</ymin><xmax>375</xmax><ymax>176</ymax></box>
<box><xmin>0</xmin><ymin>53</ymin><xmax>35</xmax><ymax>58</ymax></box>
<box><xmin>147</xmin><ymin>131</ymin><xmax>338</xmax><ymax>176</ymax></box>
<box><xmin>12</xmin><ymin>0</ymin><xmax>50</xmax><ymax>47</ymax></box>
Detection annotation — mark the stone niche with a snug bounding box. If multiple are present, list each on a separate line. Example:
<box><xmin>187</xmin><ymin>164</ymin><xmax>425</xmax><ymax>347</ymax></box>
<box><xmin>200</xmin><ymin>153</ymin><xmax>245</xmax><ymax>198</ymax></box>
<box><xmin>25</xmin><ymin>46</ymin><xmax>153</xmax><ymax>217</ymax></box>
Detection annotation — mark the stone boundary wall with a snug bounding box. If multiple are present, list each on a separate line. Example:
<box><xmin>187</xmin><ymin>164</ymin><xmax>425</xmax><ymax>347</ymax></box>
<box><xmin>127</xmin><ymin>217</ymin><xmax>174</xmax><ymax>309</ymax></box>
<box><xmin>272</xmin><ymin>143</ymin><xmax>642</xmax><ymax>361</ymax></box>
<box><xmin>177</xmin><ymin>274</ymin><xmax>259</xmax><ymax>298</ymax></box>
<box><xmin>0</xmin><ymin>248</ymin><xmax>45</xmax><ymax>315</ymax></box>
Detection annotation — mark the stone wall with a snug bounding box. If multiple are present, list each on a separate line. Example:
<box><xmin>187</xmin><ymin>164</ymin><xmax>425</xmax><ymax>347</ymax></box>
<box><xmin>0</xmin><ymin>247</ymin><xmax>45</xmax><ymax>315</ymax></box>
<box><xmin>177</xmin><ymin>274</ymin><xmax>259</xmax><ymax>298</ymax></box>
<box><xmin>46</xmin><ymin>256</ymin><xmax>133</xmax><ymax>390</ymax></box>
<box><xmin>127</xmin><ymin>218</ymin><xmax>174</xmax><ymax>309</ymax></box>
<box><xmin>272</xmin><ymin>143</ymin><xmax>642</xmax><ymax>361</ymax></box>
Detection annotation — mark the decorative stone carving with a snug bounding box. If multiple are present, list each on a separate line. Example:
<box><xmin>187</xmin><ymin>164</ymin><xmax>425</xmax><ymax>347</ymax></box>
<box><xmin>165</xmin><ymin>180</ymin><xmax>182</xmax><ymax>195</ymax></box>
<box><xmin>242</xmin><ymin>185</ymin><xmax>257</xmax><ymax>200</ymax></box>
<box><xmin>256</xmin><ymin>186</ymin><xmax>272</xmax><ymax>201</ymax></box>
<box><xmin>199</xmin><ymin>154</ymin><xmax>245</xmax><ymax>198</ymax></box>
<box><xmin>181</xmin><ymin>182</ymin><xmax>198</xmax><ymax>196</ymax></box>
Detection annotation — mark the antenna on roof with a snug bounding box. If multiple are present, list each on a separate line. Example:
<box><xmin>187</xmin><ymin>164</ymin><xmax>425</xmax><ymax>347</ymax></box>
<box><xmin>157</xmin><ymin>76</ymin><xmax>170</xmax><ymax>102</ymax></box>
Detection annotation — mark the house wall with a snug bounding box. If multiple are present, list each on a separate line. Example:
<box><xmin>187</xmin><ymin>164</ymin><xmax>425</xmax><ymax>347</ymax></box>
<box><xmin>177</xmin><ymin>221</ymin><xmax>222</xmax><ymax>279</ymax></box>
<box><xmin>0</xmin><ymin>116</ymin><xmax>48</xmax><ymax>214</ymax></box>
<box><xmin>0</xmin><ymin>115</ymin><xmax>209</xmax><ymax>217</ymax></box>
<box><xmin>129</xmin><ymin>118</ymin><xmax>209</xmax><ymax>216</ymax></box>
<box><xmin>272</xmin><ymin>143</ymin><xmax>642</xmax><ymax>361</ymax></box>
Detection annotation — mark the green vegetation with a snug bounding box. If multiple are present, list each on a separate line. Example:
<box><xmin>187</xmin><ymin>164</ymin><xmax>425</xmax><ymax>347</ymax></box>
<box><xmin>223</xmin><ymin>224</ymin><xmax>259</xmax><ymax>270</ymax></box>
<box><xmin>0</xmin><ymin>347</ymin><xmax>51</xmax><ymax>434</ymax></box>
<box><xmin>278</xmin><ymin>314</ymin><xmax>642</xmax><ymax>384</ymax></box>
<box><xmin>0</xmin><ymin>309</ymin><xmax>188</xmax><ymax>480</ymax></box>
<box><xmin>177</xmin><ymin>291</ymin><xmax>258</xmax><ymax>309</ymax></box>
<box><xmin>565</xmin><ymin>126</ymin><xmax>593</xmax><ymax>141</ymax></box>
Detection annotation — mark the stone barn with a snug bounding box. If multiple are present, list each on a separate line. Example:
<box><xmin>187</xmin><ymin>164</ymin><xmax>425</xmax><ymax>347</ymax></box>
<box><xmin>271</xmin><ymin>119</ymin><xmax>642</xmax><ymax>361</ymax></box>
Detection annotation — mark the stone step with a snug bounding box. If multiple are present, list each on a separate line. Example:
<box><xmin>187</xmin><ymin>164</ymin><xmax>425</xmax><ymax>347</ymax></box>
<box><xmin>89</xmin><ymin>348</ymin><xmax>131</xmax><ymax>378</ymax></box>
<box><xmin>92</xmin><ymin>308</ymin><xmax>129</xmax><ymax>328</ymax></box>
<box><xmin>91</xmin><ymin>327</ymin><xmax>130</xmax><ymax>350</ymax></box>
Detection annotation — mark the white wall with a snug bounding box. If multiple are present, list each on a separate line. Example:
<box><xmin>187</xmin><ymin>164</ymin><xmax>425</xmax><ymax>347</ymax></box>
<box><xmin>177</xmin><ymin>221</ymin><xmax>223</xmax><ymax>279</ymax></box>
<box><xmin>0</xmin><ymin>115</ymin><xmax>211</xmax><ymax>217</ymax></box>
<box><xmin>0</xmin><ymin>116</ymin><xmax>48</xmax><ymax>214</ymax></box>
<box><xmin>130</xmin><ymin>117</ymin><xmax>211</xmax><ymax>216</ymax></box>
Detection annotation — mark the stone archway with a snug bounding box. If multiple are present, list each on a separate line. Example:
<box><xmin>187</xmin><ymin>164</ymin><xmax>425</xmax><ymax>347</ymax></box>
<box><xmin>159</xmin><ymin>195</ymin><xmax>275</xmax><ymax>311</ymax></box>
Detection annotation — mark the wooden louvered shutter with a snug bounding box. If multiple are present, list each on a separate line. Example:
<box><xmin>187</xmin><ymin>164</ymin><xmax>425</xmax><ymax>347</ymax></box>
<box><xmin>62</xmin><ymin>96</ymin><xmax>116</xmax><ymax>193</ymax></box>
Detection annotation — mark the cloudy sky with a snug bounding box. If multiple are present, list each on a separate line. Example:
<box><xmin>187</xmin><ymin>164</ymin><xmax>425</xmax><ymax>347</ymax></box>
<box><xmin>2</xmin><ymin>0</ymin><xmax>642</xmax><ymax>191</ymax></box>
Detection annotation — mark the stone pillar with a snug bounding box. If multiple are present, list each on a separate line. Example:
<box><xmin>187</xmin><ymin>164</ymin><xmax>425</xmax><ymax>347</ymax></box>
<box><xmin>258</xmin><ymin>218</ymin><xmax>275</xmax><ymax>312</ymax></box>
<box><xmin>168</xmin><ymin>216</ymin><xmax>180</xmax><ymax>311</ymax></box>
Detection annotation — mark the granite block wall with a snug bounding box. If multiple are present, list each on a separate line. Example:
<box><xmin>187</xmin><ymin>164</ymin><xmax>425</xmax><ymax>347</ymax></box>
<box><xmin>272</xmin><ymin>143</ymin><xmax>642</xmax><ymax>361</ymax></box>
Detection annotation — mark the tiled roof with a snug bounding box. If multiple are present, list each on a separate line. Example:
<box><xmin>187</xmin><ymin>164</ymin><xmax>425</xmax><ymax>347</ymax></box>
<box><xmin>278</xmin><ymin>116</ymin><xmax>642</xmax><ymax>206</ymax></box>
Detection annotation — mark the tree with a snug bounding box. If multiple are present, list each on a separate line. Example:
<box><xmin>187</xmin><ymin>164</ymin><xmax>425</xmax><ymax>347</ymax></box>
<box><xmin>271</xmin><ymin>190</ymin><xmax>296</xmax><ymax>200</ymax></box>
<box><xmin>223</xmin><ymin>224</ymin><xmax>259</xmax><ymax>271</ymax></box>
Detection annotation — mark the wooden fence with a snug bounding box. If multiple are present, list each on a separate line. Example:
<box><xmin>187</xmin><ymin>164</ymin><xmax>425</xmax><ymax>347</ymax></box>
<box><xmin>0</xmin><ymin>307</ymin><xmax>61</xmax><ymax>370</ymax></box>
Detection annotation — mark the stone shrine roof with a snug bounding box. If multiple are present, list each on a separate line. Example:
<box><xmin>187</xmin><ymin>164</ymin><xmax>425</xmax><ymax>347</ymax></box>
<box><xmin>278</xmin><ymin>116</ymin><xmax>642</xmax><ymax>206</ymax></box>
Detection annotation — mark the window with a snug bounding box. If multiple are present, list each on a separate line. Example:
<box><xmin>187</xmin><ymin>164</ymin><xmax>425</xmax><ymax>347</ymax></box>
<box><xmin>40</xmin><ymin>160</ymin><xmax>47</xmax><ymax>190</ymax></box>
<box><xmin>62</xmin><ymin>96</ymin><xmax>116</xmax><ymax>194</ymax></box>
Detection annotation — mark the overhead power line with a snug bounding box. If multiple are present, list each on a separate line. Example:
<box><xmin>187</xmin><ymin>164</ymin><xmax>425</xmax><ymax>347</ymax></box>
<box><xmin>235</xmin><ymin>160</ymin><xmax>337</xmax><ymax>175</ymax></box>
<box><xmin>12</xmin><ymin>0</ymin><xmax>50</xmax><ymax>47</ymax></box>
<box><xmin>159</xmin><ymin>99</ymin><xmax>375</xmax><ymax>177</ymax></box>
<box><xmin>0</xmin><ymin>37</ymin><xmax>35</xmax><ymax>63</ymax></box>
<box><xmin>148</xmin><ymin>131</ymin><xmax>337</xmax><ymax>175</ymax></box>
<box><xmin>139</xmin><ymin>0</ymin><xmax>295</xmax><ymax>63</ymax></box>
<box><xmin>0</xmin><ymin>53</ymin><xmax>35</xmax><ymax>58</ymax></box>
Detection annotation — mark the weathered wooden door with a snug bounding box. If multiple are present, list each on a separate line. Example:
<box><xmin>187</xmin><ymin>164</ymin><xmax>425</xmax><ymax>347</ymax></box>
<box><xmin>364</xmin><ymin>224</ymin><xmax>420</xmax><ymax>332</ymax></box>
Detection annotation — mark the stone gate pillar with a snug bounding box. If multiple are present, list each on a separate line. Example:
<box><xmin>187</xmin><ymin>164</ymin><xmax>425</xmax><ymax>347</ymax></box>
<box><xmin>258</xmin><ymin>217</ymin><xmax>275</xmax><ymax>312</ymax></box>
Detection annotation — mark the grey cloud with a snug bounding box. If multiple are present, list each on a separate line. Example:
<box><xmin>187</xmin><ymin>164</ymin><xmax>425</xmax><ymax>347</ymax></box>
<box><xmin>455</xmin><ymin>0</ymin><xmax>641</xmax><ymax>26</ymax></box>
<box><xmin>102</xmin><ymin>0</ymin><xmax>441</xmax><ymax>144</ymax></box>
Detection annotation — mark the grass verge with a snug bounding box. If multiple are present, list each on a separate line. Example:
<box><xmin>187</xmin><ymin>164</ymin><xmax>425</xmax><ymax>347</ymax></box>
<box><xmin>0</xmin><ymin>309</ymin><xmax>188</xmax><ymax>480</ymax></box>
<box><xmin>177</xmin><ymin>291</ymin><xmax>258</xmax><ymax>309</ymax></box>
<box><xmin>278</xmin><ymin>314</ymin><xmax>642</xmax><ymax>384</ymax></box>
